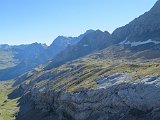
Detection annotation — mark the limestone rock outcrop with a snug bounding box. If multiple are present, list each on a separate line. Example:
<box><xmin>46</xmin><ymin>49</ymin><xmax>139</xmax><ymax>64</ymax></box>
<box><xmin>27</xmin><ymin>74</ymin><xmax>160</xmax><ymax>120</ymax></box>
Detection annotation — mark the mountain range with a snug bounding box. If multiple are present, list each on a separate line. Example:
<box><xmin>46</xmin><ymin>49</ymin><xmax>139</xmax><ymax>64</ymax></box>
<box><xmin>0</xmin><ymin>1</ymin><xmax>160</xmax><ymax>119</ymax></box>
<box><xmin>0</xmin><ymin>1</ymin><xmax>160</xmax><ymax>81</ymax></box>
<box><xmin>0</xmin><ymin>30</ymin><xmax>94</xmax><ymax>80</ymax></box>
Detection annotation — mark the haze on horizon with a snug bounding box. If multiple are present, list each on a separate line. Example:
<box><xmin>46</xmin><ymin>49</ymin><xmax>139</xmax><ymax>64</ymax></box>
<box><xmin>0</xmin><ymin>0</ymin><xmax>157</xmax><ymax>45</ymax></box>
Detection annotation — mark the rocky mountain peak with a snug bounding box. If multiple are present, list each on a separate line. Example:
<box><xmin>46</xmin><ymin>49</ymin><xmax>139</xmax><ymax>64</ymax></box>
<box><xmin>112</xmin><ymin>0</ymin><xmax>160</xmax><ymax>43</ymax></box>
<box><xmin>84</xmin><ymin>29</ymin><xmax>95</xmax><ymax>34</ymax></box>
<box><xmin>49</xmin><ymin>36</ymin><xmax>71</xmax><ymax>47</ymax></box>
<box><xmin>150</xmin><ymin>0</ymin><xmax>160</xmax><ymax>12</ymax></box>
<box><xmin>49</xmin><ymin>30</ymin><xmax>95</xmax><ymax>49</ymax></box>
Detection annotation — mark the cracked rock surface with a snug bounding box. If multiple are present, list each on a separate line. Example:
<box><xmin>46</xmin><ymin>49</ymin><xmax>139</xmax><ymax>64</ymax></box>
<box><xmin>28</xmin><ymin>74</ymin><xmax>160</xmax><ymax>120</ymax></box>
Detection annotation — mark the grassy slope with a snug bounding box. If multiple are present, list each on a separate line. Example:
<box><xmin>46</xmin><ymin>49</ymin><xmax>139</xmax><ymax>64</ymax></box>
<box><xmin>52</xmin><ymin>59</ymin><xmax>160</xmax><ymax>92</ymax></box>
<box><xmin>0</xmin><ymin>82</ymin><xmax>19</xmax><ymax>120</ymax></box>
<box><xmin>11</xmin><ymin>44</ymin><xmax>160</xmax><ymax>93</ymax></box>
<box><xmin>22</xmin><ymin>57</ymin><xmax>160</xmax><ymax>93</ymax></box>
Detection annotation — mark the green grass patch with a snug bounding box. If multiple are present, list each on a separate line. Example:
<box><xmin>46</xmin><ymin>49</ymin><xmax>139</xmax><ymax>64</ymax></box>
<box><xmin>0</xmin><ymin>82</ymin><xmax>19</xmax><ymax>120</ymax></box>
<box><xmin>21</xmin><ymin>58</ymin><xmax>160</xmax><ymax>93</ymax></box>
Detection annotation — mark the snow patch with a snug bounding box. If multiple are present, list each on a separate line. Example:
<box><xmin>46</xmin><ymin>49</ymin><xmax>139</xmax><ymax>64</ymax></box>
<box><xmin>120</xmin><ymin>39</ymin><xmax>160</xmax><ymax>47</ymax></box>
<box><xmin>83</xmin><ymin>44</ymin><xmax>89</xmax><ymax>47</ymax></box>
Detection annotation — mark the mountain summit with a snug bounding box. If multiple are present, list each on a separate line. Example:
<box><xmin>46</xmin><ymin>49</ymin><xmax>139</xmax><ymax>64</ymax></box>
<box><xmin>47</xmin><ymin>30</ymin><xmax>95</xmax><ymax>58</ymax></box>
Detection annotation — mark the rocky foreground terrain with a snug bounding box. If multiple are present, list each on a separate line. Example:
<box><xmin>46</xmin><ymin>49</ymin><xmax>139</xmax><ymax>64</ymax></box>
<box><xmin>32</xmin><ymin>75</ymin><xmax>160</xmax><ymax>120</ymax></box>
<box><xmin>12</xmin><ymin>56</ymin><xmax>160</xmax><ymax>120</ymax></box>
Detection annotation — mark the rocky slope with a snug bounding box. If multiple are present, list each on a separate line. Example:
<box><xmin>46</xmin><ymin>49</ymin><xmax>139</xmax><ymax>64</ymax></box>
<box><xmin>47</xmin><ymin>30</ymin><xmax>95</xmax><ymax>58</ymax></box>
<box><xmin>31</xmin><ymin>75</ymin><xmax>160</xmax><ymax>120</ymax></box>
<box><xmin>11</xmin><ymin>49</ymin><xmax>160</xmax><ymax>119</ymax></box>
<box><xmin>13</xmin><ymin>57</ymin><xmax>160</xmax><ymax>120</ymax></box>
<box><xmin>112</xmin><ymin>0</ymin><xmax>160</xmax><ymax>43</ymax></box>
<box><xmin>45</xmin><ymin>30</ymin><xmax>112</xmax><ymax>69</ymax></box>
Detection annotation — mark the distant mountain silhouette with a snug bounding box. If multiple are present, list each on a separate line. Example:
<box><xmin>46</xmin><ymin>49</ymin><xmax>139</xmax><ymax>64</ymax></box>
<box><xmin>0</xmin><ymin>30</ymin><xmax>94</xmax><ymax>80</ymax></box>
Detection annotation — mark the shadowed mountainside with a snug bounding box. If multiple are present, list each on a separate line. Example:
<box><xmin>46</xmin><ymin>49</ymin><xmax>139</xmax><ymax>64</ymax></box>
<box><xmin>0</xmin><ymin>30</ymin><xmax>94</xmax><ymax>80</ymax></box>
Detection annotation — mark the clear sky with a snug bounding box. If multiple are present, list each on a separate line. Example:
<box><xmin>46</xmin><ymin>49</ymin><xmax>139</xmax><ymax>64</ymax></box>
<box><xmin>0</xmin><ymin>0</ymin><xmax>157</xmax><ymax>45</ymax></box>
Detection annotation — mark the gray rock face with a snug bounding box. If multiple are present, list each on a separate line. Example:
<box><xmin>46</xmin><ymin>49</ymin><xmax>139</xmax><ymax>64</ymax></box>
<box><xmin>45</xmin><ymin>30</ymin><xmax>112</xmax><ymax>69</ymax></box>
<box><xmin>47</xmin><ymin>30</ymin><xmax>95</xmax><ymax>58</ymax></box>
<box><xmin>29</xmin><ymin>74</ymin><xmax>160</xmax><ymax>120</ymax></box>
<box><xmin>112</xmin><ymin>0</ymin><xmax>160</xmax><ymax>43</ymax></box>
<box><xmin>96</xmin><ymin>73</ymin><xmax>134</xmax><ymax>88</ymax></box>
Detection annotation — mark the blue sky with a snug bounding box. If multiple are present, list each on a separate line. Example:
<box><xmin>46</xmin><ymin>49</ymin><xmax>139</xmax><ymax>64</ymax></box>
<box><xmin>0</xmin><ymin>0</ymin><xmax>157</xmax><ymax>45</ymax></box>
